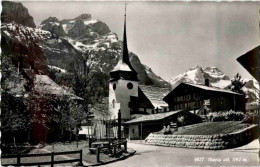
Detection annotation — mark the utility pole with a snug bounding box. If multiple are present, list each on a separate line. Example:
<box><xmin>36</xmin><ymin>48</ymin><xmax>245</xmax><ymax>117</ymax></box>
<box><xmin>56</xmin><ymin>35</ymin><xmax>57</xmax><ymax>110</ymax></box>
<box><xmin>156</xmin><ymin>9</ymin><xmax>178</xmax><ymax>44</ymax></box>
<box><xmin>118</xmin><ymin>109</ymin><xmax>121</xmax><ymax>140</ymax></box>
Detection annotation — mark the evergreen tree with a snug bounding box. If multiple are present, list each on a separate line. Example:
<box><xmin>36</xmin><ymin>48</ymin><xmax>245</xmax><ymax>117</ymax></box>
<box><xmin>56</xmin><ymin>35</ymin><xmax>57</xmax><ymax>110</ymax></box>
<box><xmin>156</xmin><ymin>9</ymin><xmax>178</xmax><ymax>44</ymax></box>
<box><xmin>230</xmin><ymin>73</ymin><xmax>246</xmax><ymax>94</ymax></box>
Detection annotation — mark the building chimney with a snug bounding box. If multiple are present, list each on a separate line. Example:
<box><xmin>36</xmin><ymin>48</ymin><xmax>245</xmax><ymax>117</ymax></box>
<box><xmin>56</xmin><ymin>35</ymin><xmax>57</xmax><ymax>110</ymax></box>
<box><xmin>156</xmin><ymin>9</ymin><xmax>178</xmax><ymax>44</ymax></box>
<box><xmin>205</xmin><ymin>78</ymin><xmax>210</xmax><ymax>86</ymax></box>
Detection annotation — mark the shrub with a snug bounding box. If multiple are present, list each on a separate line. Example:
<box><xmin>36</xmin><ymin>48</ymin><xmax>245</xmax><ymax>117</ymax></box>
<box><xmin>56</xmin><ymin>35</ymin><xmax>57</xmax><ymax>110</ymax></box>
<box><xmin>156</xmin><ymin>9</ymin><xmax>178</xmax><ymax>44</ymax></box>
<box><xmin>160</xmin><ymin>125</ymin><xmax>172</xmax><ymax>135</ymax></box>
<box><xmin>212</xmin><ymin>110</ymin><xmax>245</xmax><ymax>122</ymax></box>
<box><xmin>242</xmin><ymin>112</ymin><xmax>259</xmax><ymax>124</ymax></box>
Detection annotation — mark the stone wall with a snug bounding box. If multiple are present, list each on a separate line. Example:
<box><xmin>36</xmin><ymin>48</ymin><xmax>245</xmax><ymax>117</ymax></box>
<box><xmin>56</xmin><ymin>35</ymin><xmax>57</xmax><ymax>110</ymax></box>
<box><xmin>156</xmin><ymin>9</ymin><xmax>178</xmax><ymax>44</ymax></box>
<box><xmin>145</xmin><ymin>125</ymin><xmax>258</xmax><ymax>150</ymax></box>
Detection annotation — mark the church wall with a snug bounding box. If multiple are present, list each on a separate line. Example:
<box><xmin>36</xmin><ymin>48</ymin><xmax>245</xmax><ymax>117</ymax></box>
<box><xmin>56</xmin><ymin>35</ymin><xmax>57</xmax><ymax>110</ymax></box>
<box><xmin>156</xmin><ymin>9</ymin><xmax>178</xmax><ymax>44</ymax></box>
<box><xmin>109</xmin><ymin>80</ymin><xmax>138</xmax><ymax>120</ymax></box>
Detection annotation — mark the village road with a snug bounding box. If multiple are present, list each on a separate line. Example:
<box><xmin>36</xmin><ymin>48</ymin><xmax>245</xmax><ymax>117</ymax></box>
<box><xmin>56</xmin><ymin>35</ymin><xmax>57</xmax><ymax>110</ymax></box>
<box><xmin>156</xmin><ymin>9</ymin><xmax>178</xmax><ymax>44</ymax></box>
<box><xmin>101</xmin><ymin>139</ymin><xmax>259</xmax><ymax>167</ymax></box>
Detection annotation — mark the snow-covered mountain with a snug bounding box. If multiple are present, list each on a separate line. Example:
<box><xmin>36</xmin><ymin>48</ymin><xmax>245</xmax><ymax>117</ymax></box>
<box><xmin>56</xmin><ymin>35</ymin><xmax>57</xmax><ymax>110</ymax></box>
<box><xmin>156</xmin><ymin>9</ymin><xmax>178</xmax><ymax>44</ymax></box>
<box><xmin>168</xmin><ymin>65</ymin><xmax>259</xmax><ymax>110</ymax></box>
<box><xmin>2</xmin><ymin>1</ymin><xmax>169</xmax><ymax>88</ymax></box>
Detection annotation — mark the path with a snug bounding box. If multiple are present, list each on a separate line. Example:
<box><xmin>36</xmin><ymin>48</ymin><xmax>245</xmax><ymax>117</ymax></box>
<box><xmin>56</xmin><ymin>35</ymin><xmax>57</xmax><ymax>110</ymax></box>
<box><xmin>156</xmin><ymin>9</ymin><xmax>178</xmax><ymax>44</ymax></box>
<box><xmin>101</xmin><ymin>139</ymin><xmax>259</xmax><ymax>167</ymax></box>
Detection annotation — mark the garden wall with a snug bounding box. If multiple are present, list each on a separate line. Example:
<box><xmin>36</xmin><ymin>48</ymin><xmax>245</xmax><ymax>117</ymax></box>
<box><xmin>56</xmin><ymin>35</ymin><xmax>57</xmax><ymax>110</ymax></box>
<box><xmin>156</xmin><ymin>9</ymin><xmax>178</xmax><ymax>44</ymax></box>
<box><xmin>145</xmin><ymin>125</ymin><xmax>258</xmax><ymax>150</ymax></box>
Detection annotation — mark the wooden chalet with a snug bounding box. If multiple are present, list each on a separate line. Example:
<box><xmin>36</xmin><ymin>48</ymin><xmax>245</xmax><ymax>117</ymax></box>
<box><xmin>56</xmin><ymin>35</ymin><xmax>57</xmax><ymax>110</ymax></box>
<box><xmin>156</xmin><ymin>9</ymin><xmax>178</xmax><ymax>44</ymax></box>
<box><xmin>163</xmin><ymin>82</ymin><xmax>246</xmax><ymax>112</ymax></box>
<box><xmin>124</xmin><ymin>110</ymin><xmax>202</xmax><ymax>140</ymax></box>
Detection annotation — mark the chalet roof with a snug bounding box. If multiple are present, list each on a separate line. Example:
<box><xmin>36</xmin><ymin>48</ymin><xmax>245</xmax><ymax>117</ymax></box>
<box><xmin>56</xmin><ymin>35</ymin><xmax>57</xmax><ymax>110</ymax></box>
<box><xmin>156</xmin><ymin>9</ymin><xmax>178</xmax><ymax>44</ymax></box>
<box><xmin>125</xmin><ymin>110</ymin><xmax>182</xmax><ymax>124</ymax></box>
<box><xmin>139</xmin><ymin>85</ymin><xmax>170</xmax><ymax>109</ymax></box>
<box><xmin>183</xmin><ymin>83</ymin><xmax>243</xmax><ymax>95</ymax></box>
<box><xmin>34</xmin><ymin>75</ymin><xmax>83</xmax><ymax>100</ymax></box>
<box><xmin>236</xmin><ymin>45</ymin><xmax>260</xmax><ymax>82</ymax></box>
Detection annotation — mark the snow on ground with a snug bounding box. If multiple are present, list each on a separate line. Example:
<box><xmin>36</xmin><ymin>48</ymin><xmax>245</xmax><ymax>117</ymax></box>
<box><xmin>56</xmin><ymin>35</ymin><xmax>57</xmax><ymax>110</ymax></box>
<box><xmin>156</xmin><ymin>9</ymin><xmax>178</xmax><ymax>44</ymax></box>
<box><xmin>211</xmin><ymin>80</ymin><xmax>231</xmax><ymax>89</ymax></box>
<box><xmin>106</xmin><ymin>33</ymin><xmax>118</xmax><ymax>43</ymax></box>
<box><xmin>84</xmin><ymin>19</ymin><xmax>97</xmax><ymax>25</ymax></box>
<box><xmin>49</xmin><ymin>22</ymin><xmax>60</xmax><ymax>26</ymax></box>
<box><xmin>62</xmin><ymin>24</ymin><xmax>70</xmax><ymax>34</ymax></box>
<box><xmin>66</xmin><ymin>35</ymin><xmax>115</xmax><ymax>52</ymax></box>
<box><xmin>204</xmin><ymin>67</ymin><xmax>226</xmax><ymax>79</ymax></box>
<box><xmin>3</xmin><ymin>23</ymin><xmax>52</xmax><ymax>42</ymax></box>
<box><xmin>48</xmin><ymin>65</ymin><xmax>67</xmax><ymax>73</ymax></box>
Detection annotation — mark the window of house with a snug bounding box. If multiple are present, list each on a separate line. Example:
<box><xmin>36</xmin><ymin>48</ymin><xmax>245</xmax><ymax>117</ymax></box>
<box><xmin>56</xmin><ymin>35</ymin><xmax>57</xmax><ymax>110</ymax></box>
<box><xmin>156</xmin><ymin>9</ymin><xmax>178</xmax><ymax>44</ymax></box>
<box><xmin>152</xmin><ymin>110</ymin><xmax>154</xmax><ymax>114</ymax></box>
<box><xmin>132</xmin><ymin>129</ymin><xmax>134</xmax><ymax>133</ymax></box>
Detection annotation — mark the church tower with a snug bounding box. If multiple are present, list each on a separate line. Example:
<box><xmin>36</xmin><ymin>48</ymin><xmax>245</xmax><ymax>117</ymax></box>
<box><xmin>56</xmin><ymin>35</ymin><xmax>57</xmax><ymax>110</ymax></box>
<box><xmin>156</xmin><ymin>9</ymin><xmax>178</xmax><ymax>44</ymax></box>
<box><xmin>109</xmin><ymin>5</ymin><xmax>139</xmax><ymax>120</ymax></box>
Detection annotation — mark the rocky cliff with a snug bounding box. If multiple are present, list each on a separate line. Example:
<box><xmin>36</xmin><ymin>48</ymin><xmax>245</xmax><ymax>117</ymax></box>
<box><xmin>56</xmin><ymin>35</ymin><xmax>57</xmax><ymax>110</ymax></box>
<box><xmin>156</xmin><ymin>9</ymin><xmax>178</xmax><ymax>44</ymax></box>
<box><xmin>1</xmin><ymin>1</ymin><xmax>36</xmax><ymax>28</ymax></box>
<box><xmin>39</xmin><ymin>13</ymin><xmax>169</xmax><ymax>87</ymax></box>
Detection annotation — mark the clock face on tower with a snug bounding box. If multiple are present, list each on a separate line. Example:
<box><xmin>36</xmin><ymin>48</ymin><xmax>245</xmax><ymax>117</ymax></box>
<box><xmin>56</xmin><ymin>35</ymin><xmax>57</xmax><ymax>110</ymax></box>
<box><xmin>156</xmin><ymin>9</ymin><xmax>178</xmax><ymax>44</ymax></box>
<box><xmin>127</xmin><ymin>82</ymin><xmax>133</xmax><ymax>89</ymax></box>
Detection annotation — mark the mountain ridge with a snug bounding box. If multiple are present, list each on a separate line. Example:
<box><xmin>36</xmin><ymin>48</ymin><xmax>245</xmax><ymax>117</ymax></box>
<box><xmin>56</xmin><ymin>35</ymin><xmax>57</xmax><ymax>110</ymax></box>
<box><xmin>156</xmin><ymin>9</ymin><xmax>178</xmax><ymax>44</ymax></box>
<box><xmin>2</xmin><ymin>1</ymin><xmax>170</xmax><ymax>88</ymax></box>
<box><xmin>168</xmin><ymin>65</ymin><xmax>259</xmax><ymax>110</ymax></box>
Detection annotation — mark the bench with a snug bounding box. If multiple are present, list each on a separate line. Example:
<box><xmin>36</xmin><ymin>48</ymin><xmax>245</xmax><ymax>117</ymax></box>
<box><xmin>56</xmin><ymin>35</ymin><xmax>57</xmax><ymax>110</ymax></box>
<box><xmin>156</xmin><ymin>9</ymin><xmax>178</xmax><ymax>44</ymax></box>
<box><xmin>89</xmin><ymin>141</ymin><xmax>111</xmax><ymax>154</ymax></box>
<box><xmin>89</xmin><ymin>139</ymin><xmax>127</xmax><ymax>162</ymax></box>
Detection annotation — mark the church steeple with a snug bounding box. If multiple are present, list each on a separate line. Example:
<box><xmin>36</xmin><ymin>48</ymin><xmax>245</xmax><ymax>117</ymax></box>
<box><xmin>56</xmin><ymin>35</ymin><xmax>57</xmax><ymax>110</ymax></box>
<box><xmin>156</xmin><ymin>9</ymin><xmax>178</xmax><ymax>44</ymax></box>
<box><xmin>110</xmin><ymin>3</ymin><xmax>138</xmax><ymax>81</ymax></box>
<box><xmin>122</xmin><ymin>3</ymin><xmax>136</xmax><ymax>73</ymax></box>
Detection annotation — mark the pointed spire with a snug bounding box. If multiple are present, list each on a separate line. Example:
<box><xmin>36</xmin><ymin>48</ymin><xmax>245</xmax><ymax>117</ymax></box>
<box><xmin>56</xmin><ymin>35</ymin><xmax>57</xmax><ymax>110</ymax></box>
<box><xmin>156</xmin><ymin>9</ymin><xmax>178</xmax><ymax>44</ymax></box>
<box><xmin>122</xmin><ymin>3</ymin><xmax>129</xmax><ymax>64</ymax></box>
<box><xmin>122</xmin><ymin>3</ymin><xmax>137</xmax><ymax>73</ymax></box>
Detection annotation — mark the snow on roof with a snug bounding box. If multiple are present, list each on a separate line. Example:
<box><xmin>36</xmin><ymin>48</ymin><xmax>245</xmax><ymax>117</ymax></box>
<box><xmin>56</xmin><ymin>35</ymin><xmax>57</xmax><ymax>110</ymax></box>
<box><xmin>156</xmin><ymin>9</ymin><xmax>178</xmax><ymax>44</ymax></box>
<box><xmin>111</xmin><ymin>59</ymin><xmax>132</xmax><ymax>72</ymax></box>
<box><xmin>125</xmin><ymin>110</ymin><xmax>182</xmax><ymax>124</ymax></box>
<box><xmin>183</xmin><ymin>82</ymin><xmax>243</xmax><ymax>95</ymax></box>
<box><xmin>34</xmin><ymin>75</ymin><xmax>83</xmax><ymax>100</ymax></box>
<box><xmin>139</xmin><ymin>85</ymin><xmax>170</xmax><ymax>109</ymax></box>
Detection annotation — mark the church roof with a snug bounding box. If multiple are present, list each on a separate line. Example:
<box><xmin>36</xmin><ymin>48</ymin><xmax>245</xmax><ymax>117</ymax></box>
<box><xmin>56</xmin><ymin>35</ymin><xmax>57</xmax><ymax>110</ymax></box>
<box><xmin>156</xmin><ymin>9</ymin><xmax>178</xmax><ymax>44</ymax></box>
<box><xmin>139</xmin><ymin>85</ymin><xmax>170</xmax><ymax>109</ymax></box>
<box><xmin>124</xmin><ymin>110</ymin><xmax>182</xmax><ymax>124</ymax></box>
<box><xmin>111</xmin><ymin>59</ymin><xmax>132</xmax><ymax>72</ymax></box>
<box><xmin>110</xmin><ymin>6</ymin><xmax>138</xmax><ymax>81</ymax></box>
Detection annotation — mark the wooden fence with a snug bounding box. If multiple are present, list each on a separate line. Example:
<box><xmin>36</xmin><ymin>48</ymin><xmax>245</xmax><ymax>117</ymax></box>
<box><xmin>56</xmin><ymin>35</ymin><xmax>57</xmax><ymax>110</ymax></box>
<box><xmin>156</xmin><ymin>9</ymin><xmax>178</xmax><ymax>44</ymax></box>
<box><xmin>1</xmin><ymin>150</ymin><xmax>83</xmax><ymax>167</ymax></box>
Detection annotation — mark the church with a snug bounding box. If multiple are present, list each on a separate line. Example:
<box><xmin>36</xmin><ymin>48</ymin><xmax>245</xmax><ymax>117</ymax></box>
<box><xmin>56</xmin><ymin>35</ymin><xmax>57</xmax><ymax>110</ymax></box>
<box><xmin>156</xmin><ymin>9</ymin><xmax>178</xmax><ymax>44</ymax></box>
<box><xmin>108</xmin><ymin>9</ymin><xmax>201</xmax><ymax>140</ymax></box>
<box><xmin>108</xmin><ymin>9</ymin><xmax>170</xmax><ymax>121</ymax></box>
<box><xmin>108</xmin><ymin>7</ymin><xmax>246</xmax><ymax>140</ymax></box>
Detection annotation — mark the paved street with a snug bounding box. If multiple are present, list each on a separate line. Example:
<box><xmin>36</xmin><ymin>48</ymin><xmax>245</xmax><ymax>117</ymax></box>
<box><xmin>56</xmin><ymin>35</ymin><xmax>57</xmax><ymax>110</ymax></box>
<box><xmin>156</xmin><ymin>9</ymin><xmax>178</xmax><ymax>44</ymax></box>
<box><xmin>102</xmin><ymin>139</ymin><xmax>259</xmax><ymax>167</ymax></box>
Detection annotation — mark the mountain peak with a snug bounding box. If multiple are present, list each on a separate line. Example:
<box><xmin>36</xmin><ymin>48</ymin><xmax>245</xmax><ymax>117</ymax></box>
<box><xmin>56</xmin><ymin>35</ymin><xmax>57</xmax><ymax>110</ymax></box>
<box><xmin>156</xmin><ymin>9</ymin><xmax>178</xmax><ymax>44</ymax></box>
<box><xmin>2</xmin><ymin>1</ymin><xmax>36</xmax><ymax>28</ymax></box>
<box><xmin>189</xmin><ymin>65</ymin><xmax>202</xmax><ymax>70</ymax></box>
<box><xmin>40</xmin><ymin>17</ymin><xmax>59</xmax><ymax>25</ymax></box>
<box><xmin>168</xmin><ymin>66</ymin><xmax>231</xmax><ymax>89</ymax></box>
<box><xmin>74</xmin><ymin>14</ymin><xmax>92</xmax><ymax>20</ymax></box>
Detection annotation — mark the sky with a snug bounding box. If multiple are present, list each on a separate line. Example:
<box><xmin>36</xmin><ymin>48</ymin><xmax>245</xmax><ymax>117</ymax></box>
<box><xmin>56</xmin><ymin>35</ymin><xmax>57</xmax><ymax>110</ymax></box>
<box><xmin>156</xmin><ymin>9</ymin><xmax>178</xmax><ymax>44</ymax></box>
<box><xmin>21</xmin><ymin>1</ymin><xmax>260</xmax><ymax>81</ymax></box>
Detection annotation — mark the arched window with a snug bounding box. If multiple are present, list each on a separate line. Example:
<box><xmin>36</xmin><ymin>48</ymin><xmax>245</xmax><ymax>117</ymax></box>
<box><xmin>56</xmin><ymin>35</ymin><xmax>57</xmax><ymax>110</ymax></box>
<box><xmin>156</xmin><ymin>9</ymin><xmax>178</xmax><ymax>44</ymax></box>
<box><xmin>112</xmin><ymin>99</ymin><xmax>115</xmax><ymax>108</ymax></box>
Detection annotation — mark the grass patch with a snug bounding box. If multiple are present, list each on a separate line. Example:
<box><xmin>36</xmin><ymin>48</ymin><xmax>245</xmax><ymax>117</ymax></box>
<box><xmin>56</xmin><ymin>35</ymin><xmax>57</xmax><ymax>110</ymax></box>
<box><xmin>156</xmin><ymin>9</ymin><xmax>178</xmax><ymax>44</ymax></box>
<box><xmin>43</xmin><ymin>140</ymin><xmax>118</xmax><ymax>164</ymax></box>
<box><xmin>172</xmin><ymin>121</ymin><xmax>250</xmax><ymax>135</ymax></box>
